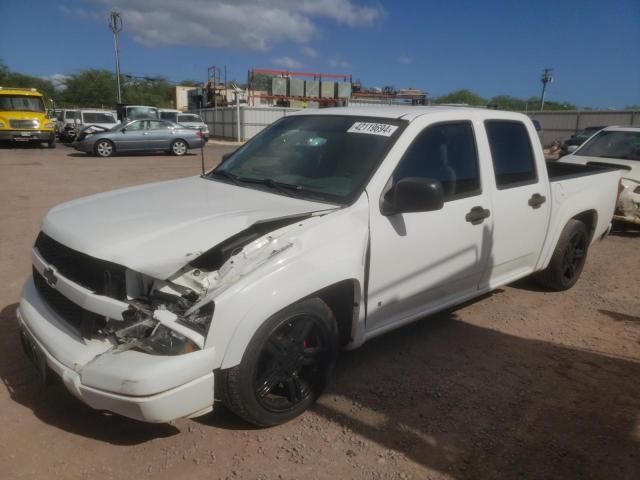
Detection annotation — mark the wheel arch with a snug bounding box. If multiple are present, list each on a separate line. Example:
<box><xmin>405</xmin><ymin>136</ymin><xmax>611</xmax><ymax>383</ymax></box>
<box><xmin>571</xmin><ymin>209</ymin><xmax>598</xmax><ymax>242</ymax></box>
<box><xmin>217</xmin><ymin>278</ymin><xmax>363</xmax><ymax>370</ymax></box>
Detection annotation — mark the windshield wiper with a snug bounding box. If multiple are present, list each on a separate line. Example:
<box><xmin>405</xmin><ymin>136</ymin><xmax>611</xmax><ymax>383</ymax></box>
<box><xmin>208</xmin><ymin>169</ymin><xmax>241</xmax><ymax>185</ymax></box>
<box><xmin>235</xmin><ymin>177</ymin><xmax>306</xmax><ymax>198</ymax></box>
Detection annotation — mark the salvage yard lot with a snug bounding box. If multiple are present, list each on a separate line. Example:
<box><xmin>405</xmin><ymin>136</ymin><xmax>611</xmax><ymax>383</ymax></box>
<box><xmin>0</xmin><ymin>143</ymin><xmax>639</xmax><ymax>480</ymax></box>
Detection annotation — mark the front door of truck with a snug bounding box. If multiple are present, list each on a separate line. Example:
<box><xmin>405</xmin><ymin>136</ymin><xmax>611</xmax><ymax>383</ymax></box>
<box><xmin>480</xmin><ymin>120</ymin><xmax>550</xmax><ymax>287</ymax></box>
<box><xmin>366</xmin><ymin>120</ymin><xmax>494</xmax><ymax>335</ymax></box>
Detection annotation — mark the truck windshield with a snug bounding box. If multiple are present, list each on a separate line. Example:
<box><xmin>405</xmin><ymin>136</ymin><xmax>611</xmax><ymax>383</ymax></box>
<box><xmin>577</xmin><ymin>130</ymin><xmax>640</xmax><ymax>161</ymax></box>
<box><xmin>209</xmin><ymin>115</ymin><xmax>406</xmax><ymax>204</ymax></box>
<box><xmin>0</xmin><ymin>95</ymin><xmax>45</xmax><ymax>112</ymax></box>
<box><xmin>83</xmin><ymin>112</ymin><xmax>116</xmax><ymax>123</ymax></box>
<box><xmin>127</xmin><ymin>107</ymin><xmax>158</xmax><ymax>120</ymax></box>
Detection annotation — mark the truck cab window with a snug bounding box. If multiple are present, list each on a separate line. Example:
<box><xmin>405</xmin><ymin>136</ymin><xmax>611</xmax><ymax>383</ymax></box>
<box><xmin>485</xmin><ymin>120</ymin><xmax>537</xmax><ymax>188</ymax></box>
<box><xmin>393</xmin><ymin>121</ymin><xmax>481</xmax><ymax>200</ymax></box>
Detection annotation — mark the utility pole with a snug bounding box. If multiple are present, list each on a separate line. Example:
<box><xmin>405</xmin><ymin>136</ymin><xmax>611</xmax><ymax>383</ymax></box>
<box><xmin>109</xmin><ymin>11</ymin><xmax>123</xmax><ymax>104</ymax></box>
<box><xmin>539</xmin><ymin>68</ymin><xmax>553</xmax><ymax>111</ymax></box>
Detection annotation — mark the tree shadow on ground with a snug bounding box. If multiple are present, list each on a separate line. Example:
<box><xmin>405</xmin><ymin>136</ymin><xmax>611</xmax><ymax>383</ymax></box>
<box><xmin>313</xmin><ymin>306</ymin><xmax>640</xmax><ymax>480</ymax></box>
<box><xmin>0</xmin><ymin>303</ymin><xmax>179</xmax><ymax>445</ymax></box>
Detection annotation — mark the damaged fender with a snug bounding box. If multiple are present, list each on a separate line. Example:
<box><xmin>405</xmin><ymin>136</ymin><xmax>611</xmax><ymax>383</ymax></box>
<box><xmin>205</xmin><ymin>195</ymin><xmax>371</xmax><ymax>369</ymax></box>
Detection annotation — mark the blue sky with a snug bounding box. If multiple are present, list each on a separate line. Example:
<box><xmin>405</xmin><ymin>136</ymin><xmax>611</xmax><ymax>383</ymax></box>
<box><xmin>1</xmin><ymin>0</ymin><xmax>639</xmax><ymax>108</ymax></box>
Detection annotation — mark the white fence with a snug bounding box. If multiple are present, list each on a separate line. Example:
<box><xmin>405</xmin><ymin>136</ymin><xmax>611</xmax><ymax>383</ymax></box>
<box><xmin>194</xmin><ymin>106</ymin><xmax>640</xmax><ymax>146</ymax></box>
<box><xmin>523</xmin><ymin>110</ymin><xmax>639</xmax><ymax>146</ymax></box>
<box><xmin>192</xmin><ymin>106</ymin><xmax>301</xmax><ymax>141</ymax></box>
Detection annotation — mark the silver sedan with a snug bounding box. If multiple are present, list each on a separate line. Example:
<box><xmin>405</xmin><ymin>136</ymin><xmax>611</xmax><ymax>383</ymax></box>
<box><xmin>73</xmin><ymin>119</ymin><xmax>206</xmax><ymax>157</ymax></box>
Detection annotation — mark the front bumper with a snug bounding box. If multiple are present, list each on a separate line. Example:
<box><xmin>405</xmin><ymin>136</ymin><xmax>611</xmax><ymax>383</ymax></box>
<box><xmin>0</xmin><ymin>130</ymin><xmax>54</xmax><ymax>142</ymax></box>
<box><xmin>17</xmin><ymin>277</ymin><xmax>216</xmax><ymax>423</ymax></box>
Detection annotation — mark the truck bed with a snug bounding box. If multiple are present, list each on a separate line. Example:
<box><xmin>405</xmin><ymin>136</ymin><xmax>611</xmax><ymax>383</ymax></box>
<box><xmin>546</xmin><ymin>161</ymin><xmax>622</xmax><ymax>181</ymax></box>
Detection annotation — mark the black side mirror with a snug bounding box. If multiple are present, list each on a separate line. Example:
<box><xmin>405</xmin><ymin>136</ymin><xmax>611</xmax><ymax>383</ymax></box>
<box><xmin>381</xmin><ymin>177</ymin><xmax>444</xmax><ymax>216</ymax></box>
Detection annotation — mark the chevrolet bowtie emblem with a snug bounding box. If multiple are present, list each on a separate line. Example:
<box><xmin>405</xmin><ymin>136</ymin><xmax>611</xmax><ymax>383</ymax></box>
<box><xmin>43</xmin><ymin>267</ymin><xmax>58</xmax><ymax>287</ymax></box>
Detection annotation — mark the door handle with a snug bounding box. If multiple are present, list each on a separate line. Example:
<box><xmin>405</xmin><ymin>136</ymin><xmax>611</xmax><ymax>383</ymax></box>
<box><xmin>142</xmin><ymin>132</ymin><xmax>150</xmax><ymax>135</ymax></box>
<box><xmin>465</xmin><ymin>206</ymin><xmax>491</xmax><ymax>224</ymax></box>
<box><xmin>528</xmin><ymin>193</ymin><xmax>546</xmax><ymax>209</ymax></box>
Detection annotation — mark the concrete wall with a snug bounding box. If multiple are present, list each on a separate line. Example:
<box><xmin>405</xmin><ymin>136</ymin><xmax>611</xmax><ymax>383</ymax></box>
<box><xmin>192</xmin><ymin>106</ymin><xmax>301</xmax><ymax>141</ymax></box>
<box><xmin>523</xmin><ymin>110</ymin><xmax>640</xmax><ymax>146</ymax></box>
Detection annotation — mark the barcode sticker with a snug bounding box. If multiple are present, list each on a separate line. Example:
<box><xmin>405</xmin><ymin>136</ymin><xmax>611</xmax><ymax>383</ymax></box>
<box><xmin>347</xmin><ymin>122</ymin><xmax>398</xmax><ymax>137</ymax></box>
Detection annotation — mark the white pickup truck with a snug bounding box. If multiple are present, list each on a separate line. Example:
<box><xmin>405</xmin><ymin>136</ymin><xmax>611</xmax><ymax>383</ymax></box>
<box><xmin>18</xmin><ymin>107</ymin><xmax>622</xmax><ymax>426</ymax></box>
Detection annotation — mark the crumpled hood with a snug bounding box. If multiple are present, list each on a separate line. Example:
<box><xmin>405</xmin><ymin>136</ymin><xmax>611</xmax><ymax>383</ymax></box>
<box><xmin>42</xmin><ymin>176</ymin><xmax>335</xmax><ymax>278</ymax></box>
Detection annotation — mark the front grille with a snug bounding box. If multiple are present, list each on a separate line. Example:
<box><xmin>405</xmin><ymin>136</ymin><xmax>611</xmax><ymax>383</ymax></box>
<box><xmin>33</xmin><ymin>267</ymin><xmax>105</xmax><ymax>337</ymax></box>
<box><xmin>9</xmin><ymin>119</ymin><xmax>39</xmax><ymax>129</ymax></box>
<box><xmin>34</xmin><ymin>232</ymin><xmax>127</xmax><ymax>300</ymax></box>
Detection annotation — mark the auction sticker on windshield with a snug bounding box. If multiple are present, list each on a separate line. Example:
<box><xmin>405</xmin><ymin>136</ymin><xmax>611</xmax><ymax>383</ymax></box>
<box><xmin>347</xmin><ymin>122</ymin><xmax>398</xmax><ymax>137</ymax></box>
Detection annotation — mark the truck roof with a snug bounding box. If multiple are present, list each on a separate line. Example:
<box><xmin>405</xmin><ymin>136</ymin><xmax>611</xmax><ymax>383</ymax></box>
<box><xmin>290</xmin><ymin>105</ymin><xmax>531</xmax><ymax>123</ymax></box>
<box><xmin>0</xmin><ymin>87</ymin><xmax>44</xmax><ymax>96</ymax></box>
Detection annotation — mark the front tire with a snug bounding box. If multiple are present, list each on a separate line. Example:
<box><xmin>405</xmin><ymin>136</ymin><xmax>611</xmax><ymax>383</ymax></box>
<box><xmin>94</xmin><ymin>139</ymin><xmax>114</xmax><ymax>158</ymax></box>
<box><xmin>220</xmin><ymin>298</ymin><xmax>338</xmax><ymax>427</ymax></box>
<box><xmin>171</xmin><ymin>139</ymin><xmax>188</xmax><ymax>156</ymax></box>
<box><xmin>534</xmin><ymin>219</ymin><xmax>589</xmax><ymax>291</ymax></box>
<box><xmin>47</xmin><ymin>136</ymin><xmax>56</xmax><ymax>149</ymax></box>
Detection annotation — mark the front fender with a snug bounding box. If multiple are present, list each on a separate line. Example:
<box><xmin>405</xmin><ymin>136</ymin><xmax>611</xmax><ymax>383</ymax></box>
<box><xmin>209</xmin><ymin>196</ymin><xmax>370</xmax><ymax>369</ymax></box>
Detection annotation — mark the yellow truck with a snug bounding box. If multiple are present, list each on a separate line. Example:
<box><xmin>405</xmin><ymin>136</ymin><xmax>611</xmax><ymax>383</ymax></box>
<box><xmin>0</xmin><ymin>87</ymin><xmax>56</xmax><ymax>147</ymax></box>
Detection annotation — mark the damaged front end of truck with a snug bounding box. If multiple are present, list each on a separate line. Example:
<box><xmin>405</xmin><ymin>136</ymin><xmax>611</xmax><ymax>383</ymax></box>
<box><xmin>79</xmin><ymin>215</ymin><xmax>311</xmax><ymax>358</ymax></box>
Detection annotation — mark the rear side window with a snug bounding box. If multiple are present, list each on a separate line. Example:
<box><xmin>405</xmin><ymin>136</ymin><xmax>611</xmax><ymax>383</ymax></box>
<box><xmin>485</xmin><ymin>120</ymin><xmax>537</xmax><ymax>188</ymax></box>
<box><xmin>393</xmin><ymin>121</ymin><xmax>481</xmax><ymax>200</ymax></box>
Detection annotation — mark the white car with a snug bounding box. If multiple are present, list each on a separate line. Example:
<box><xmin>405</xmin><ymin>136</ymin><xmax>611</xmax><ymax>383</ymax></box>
<box><xmin>177</xmin><ymin>113</ymin><xmax>209</xmax><ymax>140</ymax></box>
<box><xmin>560</xmin><ymin>126</ymin><xmax>640</xmax><ymax>225</ymax></box>
<box><xmin>17</xmin><ymin>107</ymin><xmax>621</xmax><ymax>426</ymax></box>
<box><xmin>160</xmin><ymin>109</ymin><xmax>209</xmax><ymax>140</ymax></box>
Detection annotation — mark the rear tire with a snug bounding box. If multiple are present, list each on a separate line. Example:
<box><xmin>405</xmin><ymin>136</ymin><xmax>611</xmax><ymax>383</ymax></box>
<box><xmin>171</xmin><ymin>139</ymin><xmax>188</xmax><ymax>156</ymax></box>
<box><xmin>534</xmin><ymin>219</ymin><xmax>589</xmax><ymax>291</ymax></box>
<box><xmin>94</xmin><ymin>139</ymin><xmax>114</xmax><ymax>158</ymax></box>
<box><xmin>220</xmin><ymin>298</ymin><xmax>338</xmax><ymax>427</ymax></box>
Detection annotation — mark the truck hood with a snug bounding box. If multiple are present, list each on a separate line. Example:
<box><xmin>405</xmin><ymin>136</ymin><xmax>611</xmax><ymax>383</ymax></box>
<box><xmin>41</xmin><ymin>176</ymin><xmax>336</xmax><ymax>279</ymax></box>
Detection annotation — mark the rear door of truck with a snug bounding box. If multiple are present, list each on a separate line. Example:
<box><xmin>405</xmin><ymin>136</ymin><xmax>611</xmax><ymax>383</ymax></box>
<box><xmin>479</xmin><ymin>119</ymin><xmax>551</xmax><ymax>288</ymax></box>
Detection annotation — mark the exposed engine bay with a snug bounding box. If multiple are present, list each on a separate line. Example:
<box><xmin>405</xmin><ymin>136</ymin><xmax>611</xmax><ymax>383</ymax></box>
<box><xmin>93</xmin><ymin>215</ymin><xmax>311</xmax><ymax>355</ymax></box>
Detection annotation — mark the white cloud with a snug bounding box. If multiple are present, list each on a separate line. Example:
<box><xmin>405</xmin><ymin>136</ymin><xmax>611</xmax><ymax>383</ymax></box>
<box><xmin>328</xmin><ymin>58</ymin><xmax>351</xmax><ymax>69</ymax></box>
<box><xmin>301</xmin><ymin>45</ymin><xmax>318</xmax><ymax>57</ymax></box>
<box><xmin>272</xmin><ymin>56</ymin><xmax>303</xmax><ymax>69</ymax></box>
<box><xmin>41</xmin><ymin>74</ymin><xmax>71</xmax><ymax>91</ymax></box>
<box><xmin>71</xmin><ymin>0</ymin><xmax>383</xmax><ymax>51</ymax></box>
<box><xmin>397</xmin><ymin>55</ymin><xmax>412</xmax><ymax>65</ymax></box>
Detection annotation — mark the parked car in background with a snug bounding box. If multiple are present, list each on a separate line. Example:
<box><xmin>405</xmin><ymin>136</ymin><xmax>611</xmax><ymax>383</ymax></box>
<box><xmin>58</xmin><ymin>109</ymin><xmax>78</xmax><ymax>142</ymax></box>
<box><xmin>561</xmin><ymin>126</ymin><xmax>640</xmax><ymax>226</ymax></box>
<box><xmin>72</xmin><ymin>118</ymin><xmax>205</xmax><ymax>157</ymax></box>
<box><xmin>560</xmin><ymin>126</ymin><xmax>606</xmax><ymax>156</ymax></box>
<box><xmin>20</xmin><ymin>107</ymin><xmax>622</xmax><ymax>427</ymax></box>
<box><xmin>177</xmin><ymin>113</ymin><xmax>209</xmax><ymax>140</ymax></box>
<box><xmin>160</xmin><ymin>108</ymin><xmax>209</xmax><ymax>140</ymax></box>
<box><xmin>0</xmin><ymin>87</ymin><xmax>56</xmax><ymax>147</ymax></box>
<box><xmin>74</xmin><ymin>109</ymin><xmax>118</xmax><ymax>131</ymax></box>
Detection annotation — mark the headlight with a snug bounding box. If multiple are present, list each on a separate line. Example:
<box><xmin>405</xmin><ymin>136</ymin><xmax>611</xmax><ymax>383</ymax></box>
<box><xmin>0</xmin><ymin>122</ymin><xmax>4</xmax><ymax>128</ymax></box>
<box><xmin>136</xmin><ymin>324</ymin><xmax>200</xmax><ymax>356</ymax></box>
<box><xmin>178</xmin><ymin>301</ymin><xmax>215</xmax><ymax>335</ymax></box>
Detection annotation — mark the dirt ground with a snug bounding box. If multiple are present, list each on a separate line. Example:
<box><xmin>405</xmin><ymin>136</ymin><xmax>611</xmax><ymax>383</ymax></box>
<box><xmin>0</xmin><ymin>142</ymin><xmax>639</xmax><ymax>480</ymax></box>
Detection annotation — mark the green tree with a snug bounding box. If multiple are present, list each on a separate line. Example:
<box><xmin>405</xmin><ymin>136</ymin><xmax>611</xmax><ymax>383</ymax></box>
<box><xmin>61</xmin><ymin>69</ymin><xmax>118</xmax><ymax>107</ymax></box>
<box><xmin>489</xmin><ymin>95</ymin><xmax>527</xmax><ymax>111</ymax></box>
<box><xmin>0</xmin><ymin>58</ymin><xmax>56</xmax><ymax>102</ymax></box>
<box><xmin>434</xmin><ymin>89</ymin><xmax>486</xmax><ymax>106</ymax></box>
